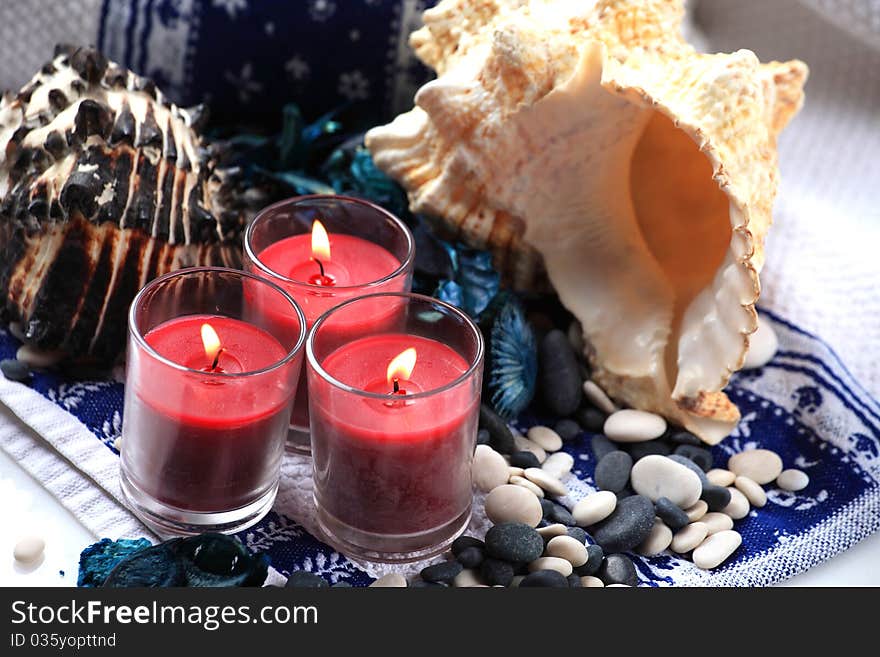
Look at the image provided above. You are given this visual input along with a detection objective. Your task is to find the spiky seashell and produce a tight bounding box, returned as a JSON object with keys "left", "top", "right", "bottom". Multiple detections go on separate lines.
{"left": 0, "top": 46, "right": 244, "bottom": 359}
{"left": 366, "top": 0, "right": 807, "bottom": 443}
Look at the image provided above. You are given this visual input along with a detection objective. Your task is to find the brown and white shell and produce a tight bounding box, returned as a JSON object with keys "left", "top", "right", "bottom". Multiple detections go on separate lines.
{"left": 0, "top": 46, "right": 244, "bottom": 360}
{"left": 366, "top": 0, "right": 807, "bottom": 443}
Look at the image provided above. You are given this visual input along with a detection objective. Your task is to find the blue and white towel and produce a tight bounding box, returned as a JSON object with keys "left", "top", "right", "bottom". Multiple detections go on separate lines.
{"left": 1, "top": 309, "right": 878, "bottom": 586}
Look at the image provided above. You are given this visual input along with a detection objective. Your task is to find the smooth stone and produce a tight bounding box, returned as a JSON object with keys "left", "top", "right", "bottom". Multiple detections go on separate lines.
{"left": 485, "top": 485, "right": 544, "bottom": 526}
{"left": 479, "top": 404, "right": 516, "bottom": 454}
{"left": 590, "top": 494, "right": 655, "bottom": 553}
{"left": 528, "top": 426, "right": 563, "bottom": 452}
{"left": 510, "top": 475, "right": 545, "bottom": 498}
{"left": 684, "top": 500, "right": 709, "bottom": 522}
{"left": 734, "top": 475, "right": 767, "bottom": 508}
{"left": 451, "top": 536, "right": 484, "bottom": 557}
{"left": 702, "top": 512, "right": 734, "bottom": 535}
{"left": 604, "top": 410, "right": 667, "bottom": 443}
{"left": 420, "top": 560, "right": 463, "bottom": 584}
{"left": 668, "top": 455, "right": 709, "bottom": 486}
{"left": 693, "top": 530, "right": 742, "bottom": 569}
{"left": 529, "top": 556, "right": 573, "bottom": 577}
{"left": 630, "top": 455, "right": 703, "bottom": 508}
{"left": 548, "top": 502, "right": 577, "bottom": 526}
{"left": 654, "top": 497, "right": 690, "bottom": 530}
{"left": 577, "top": 406, "right": 607, "bottom": 433}
{"left": 777, "top": 469, "right": 810, "bottom": 491}
{"left": 566, "top": 527, "right": 588, "bottom": 544}
{"left": 722, "top": 487, "right": 750, "bottom": 519}
{"left": 581, "top": 575, "right": 604, "bottom": 587}
{"left": 542, "top": 452, "right": 575, "bottom": 479}
{"left": 473, "top": 445, "right": 510, "bottom": 493}
{"left": 667, "top": 430, "right": 701, "bottom": 446}
{"left": 594, "top": 450, "right": 633, "bottom": 493}
{"left": 539, "top": 330, "right": 583, "bottom": 416}
{"left": 16, "top": 344, "right": 63, "bottom": 369}
{"left": 546, "top": 535, "right": 588, "bottom": 567}
{"left": 636, "top": 520, "right": 673, "bottom": 556}
{"left": 572, "top": 490, "right": 617, "bottom": 526}
{"left": 476, "top": 429, "right": 491, "bottom": 445}
{"left": 480, "top": 558, "right": 515, "bottom": 586}
{"left": 524, "top": 467, "right": 568, "bottom": 497}
{"left": 598, "top": 554, "right": 638, "bottom": 587}
{"left": 537, "top": 523, "right": 568, "bottom": 539}
{"left": 707, "top": 469, "right": 736, "bottom": 487}
{"left": 540, "top": 498, "right": 555, "bottom": 518}
{"left": 520, "top": 570, "right": 569, "bottom": 587}
{"left": 13, "top": 535, "right": 45, "bottom": 564}
{"left": 409, "top": 580, "right": 447, "bottom": 588}
{"left": 742, "top": 320, "right": 778, "bottom": 369}
{"left": 509, "top": 575, "right": 525, "bottom": 588}
{"left": 370, "top": 573, "right": 407, "bottom": 588}
{"left": 627, "top": 440, "right": 671, "bottom": 461}
{"left": 568, "top": 320, "right": 585, "bottom": 353}
{"left": 285, "top": 571, "right": 329, "bottom": 588}
{"left": 554, "top": 418, "right": 582, "bottom": 442}
{"left": 670, "top": 522, "right": 709, "bottom": 553}
{"left": 455, "top": 546, "right": 484, "bottom": 569}
{"left": 331, "top": 581, "right": 353, "bottom": 588}
{"left": 616, "top": 488, "right": 634, "bottom": 500}
{"left": 673, "top": 444, "right": 713, "bottom": 472}
{"left": 509, "top": 450, "right": 541, "bottom": 470}
{"left": 606, "top": 584, "right": 632, "bottom": 587}
{"left": 452, "top": 569, "right": 484, "bottom": 588}
{"left": 700, "top": 484, "right": 732, "bottom": 512}
{"left": 509, "top": 466, "right": 525, "bottom": 478}
{"left": 513, "top": 434, "right": 547, "bottom": 463}
{"left": 1, "top": 359, "right": 31, "bottom": 382}
{"left": 567, "top": 573, "right": 582, "bottom": 588}
{"left": 575, "top": 544, "right": 604, "bottom": 576}
{"left": 591, "top": 434, "right": 618, "bottom": 461}
{"left": 485, "top": 522, "right": 545, "bottom": 562}
{"left": 727, "top": 449, "right": 783, "bottom": 485}
{"left": 582, "top": 380, "right": 617, "bottom": 414}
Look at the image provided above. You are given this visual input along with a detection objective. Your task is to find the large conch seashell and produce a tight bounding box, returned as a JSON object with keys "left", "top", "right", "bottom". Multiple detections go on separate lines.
{"left": 366, "top": 0, "right": 807, "bottom": 443}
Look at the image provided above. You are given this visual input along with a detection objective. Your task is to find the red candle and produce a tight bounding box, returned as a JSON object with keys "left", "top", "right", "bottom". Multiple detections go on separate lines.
{"left": 310, "top": 334, "right": 478, "bottom": 539}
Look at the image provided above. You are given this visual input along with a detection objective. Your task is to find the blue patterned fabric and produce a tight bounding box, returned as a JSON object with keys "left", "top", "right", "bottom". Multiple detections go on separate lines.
{"left": 2, "top": 308, "right": 879, "bottom": 586}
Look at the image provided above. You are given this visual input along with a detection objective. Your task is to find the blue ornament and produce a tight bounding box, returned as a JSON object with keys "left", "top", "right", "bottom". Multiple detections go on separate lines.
{"left": 434, "top": 245, "right": 500, "bottom": 319}
{"left": 489, "top": 300, "right": 537, "bottom": 418}
{"left": 77, "top": 537, "right": 152, "bottom": 587}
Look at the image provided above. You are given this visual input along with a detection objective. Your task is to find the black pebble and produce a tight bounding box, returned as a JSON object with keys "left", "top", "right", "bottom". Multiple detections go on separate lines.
{"left": 485, "top": 523, "right": 544, "bottom": 563}
{"left": 285, "top": 571, "right": 329, "bottom": 588}
{"left": 480, "top": 558, "right": 515, "bottom": 586}
{"left": 575, "top": 544, "right": 604, "bottom": 576}
{"left": 566, "top": 527, "right": 588, "bottom": 544}
{"left": 598, "top": 554, "right": 639, "bottom": 587}
{"left": 420, "top": 560, "right": 463, "bottom": 584}
{"left": 410, "top": 579, "right": 447, "bottom": 588}
{"left": 455, "top": 546, "right": 484, "bottom": 569}
{"left": 674, "top": 444, "right": 713, "bottom": 471}
{"left": 576, "top": 406, "right": 607, "bottom": 433}
{"left": 628, "top": 440, "right": 671, "bottom": 461}
{"left": 616, "top": 488, "right": 635, "bottom": 500}
{"left": 451, "top": 536, "right": 485, "bottom": 557}
{"left": 479, "top": 403, "right": 516, "bottom": 454}
{"left": 520, "top": 570, "right": 569, "bottom": 588}
{"left": 595, "top": 450, "right": 633, "bottom": 492}
{"left": 667, "top": 430, "right": 702, "bottom": 446}
{"left": 331, "top": 581, "right": 352, "bottom": 588}
{"left": 540, "top": 498, "right": 555, "bottom": 518}
{"left": 668, "top": 454, "right": 709, "bottom": 486}
{"left": 591, "top": 495, "right": 655, "bottom": 553}
{"left": 701, "top": 484, "right": 732, "bottom": 511}
{"left": 538, "top": 330, "right": 582, "bottom": 416}
{"left": 1, "top": 359, "right": 31, "bottom": 382}
{"left": 591, "top": 434, "right": 617, "bottom": 461}
{"left": 654, "top": 497, "right": 690, "bottom": 530}
{"left": 567, "top": 573, "right": 582, "bottom": 588}
{"left": 554, "top": 418, "right": 582, "bottom": 442}
{"left": 548, "top": 503, "right": 576, "bottom": 526}
{"left": 509, "top": 450, "right": 541, "bottom": 469}
{"left": 476, "top": 429, "right": 490, "bottom": 446}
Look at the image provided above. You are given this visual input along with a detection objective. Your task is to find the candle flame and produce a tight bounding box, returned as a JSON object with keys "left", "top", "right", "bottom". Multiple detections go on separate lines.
{"left": 387, "top": 347, "right": 417, "bottom": 386}
{"left": 200, "top": 323, "right": 222, "bottom": 363}
{"left": 311, "top": 220, "right": 331, "bottom": 262}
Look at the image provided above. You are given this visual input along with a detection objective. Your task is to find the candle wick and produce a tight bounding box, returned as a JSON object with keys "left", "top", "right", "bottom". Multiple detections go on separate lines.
{"left": 313, "top": 257, "right": 326, "bottom": 278}
{"left": 210, "top": 347, "right": 224, "bottom": 372}
{"left": 392, "top": 378, "right": 400, "bottom": 394}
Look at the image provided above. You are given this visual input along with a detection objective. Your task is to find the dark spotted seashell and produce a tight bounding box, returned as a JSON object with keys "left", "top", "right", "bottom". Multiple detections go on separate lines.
{"left": 0, "top": 46, "right": 244, "bottom": 360}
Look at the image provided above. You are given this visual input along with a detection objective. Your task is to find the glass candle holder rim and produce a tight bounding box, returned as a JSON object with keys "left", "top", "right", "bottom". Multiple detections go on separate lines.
{"left": 128, "top": 266, "right": 308, "bottom": 379}
{"left": 306, "top": 291, "right": 485, "bottom": 401}
{"left": 244, "top": 194, "right": 416, "bottom": 291}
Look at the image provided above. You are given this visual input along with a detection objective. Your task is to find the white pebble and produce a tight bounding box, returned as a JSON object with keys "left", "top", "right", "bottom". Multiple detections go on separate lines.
{"left": 472, "top": 445, "right": 510, "bottom": 493}
{"left": 684, "top": 500, "right": 708, "bottom": 522}
{"left": 670, "top": 522, "right": 709, "bottom": 553}
{"left": 16, "top": 344, "right": 63, "bottom": 369}
{"left": 523, "top": 467, "right": 568, "bottom": 497}
{"left": 513, "top": 434, "right": 547, "bottom": 463}
{"left": 604, "top": 410, "right": 667, "bottom": 443}
{"left": 706, "top": 469, "right": 736, "bottom": 487}
{"left": 542, "top": 452, "right": 574, "bottom": 479}
{"left": 636, "top": 520, "right": 673, "bottom": 556}
{"left": 508, "top": 466, "right": 525, "bottom": 478}
{"left": 485, "top": 484, "right": 544, "bottom": 527}
{"left": 528, "top": 426, "right": 563, "bottom": 452}
{"left": 529, "top": 557, "right": 573, "bottom": 577}
{"left": 572, "top": 491, "right": 617, "bottom": 527}
{"left": 581, "top": 575, "right": 604, "bottom": 587}
{"left": 370, "top": 573, "right": 407, "bottom": 587}
{"left": 537, "top": 523, "right": 568, "bottom": 538}
{"left": 510, "top": 475, "right": 545, "bottom": 498}
{"left": 722, "top": 487, "right": 750, "bottom": 520}
{"left": 742, "top": 320, "right": 778, "bottom": 369}
{"left": 728, "top": 449, "right": 783, "bottom": 485}
{"left": 693, "top": 530, "right": 742, "bottom": 569}
{"left": 734, "top": 475, "right": 767, "bottom": 508}
{"left": 777, "top": 469, "right": 810, "bottom": 492}
{"left": 582, "top": 380, "right": 617, "bottom": 414}
{"left": 452, "top": 569, "right": 485, "bottom": 588}
{"left": 702, "top": 512, "right": 734, "bottom": 535}
{"left": 13, "top": 535, "right": 45, "bottom": 564}
{"left": 630, "top": 455, "right": 702, "bottom": 508}
{"left": 546, "top": 535, "right": 589, "bottom": 567}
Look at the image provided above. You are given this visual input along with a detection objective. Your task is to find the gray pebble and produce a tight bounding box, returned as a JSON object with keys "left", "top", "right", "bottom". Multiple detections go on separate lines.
{"left": 420, "top": 560, "right": 463, "bottom": 583}
{"left": 566, "top": 527, "right": 588, "bottom": 544}
{"left": 667, "top": 430, "right": 702, "bottom": 446}
{"left": 595, "top": 450, "right": 633, "bottom": 492}
{"left": 480, "top": 558, "right": 515, "bottom": 586}
{"left": 520, "top": 570, "right": 569, "bottom": 587}
{"left": 576, "top": 406, "right": 607, "bottom": 433}
{"left": 628, "top": 440, "right": 671, "bottom": 461}
{"left": 590, "top": 494, "right": 655, "bottom": 553}
{"left": 554, "top": 419, "right": 582, "bottom": 441}
{"left": 700, "top": 484, "right": 732, "bottom": 512}
{"left": 1, "top": 359, "right": 31, "bottom": 382}
{"left": 574, "top": 544, "right": 604, "bottom": 576}
{"left": 455, "top": 546, "right": 484, "bottom": 569}
{"left": 673, "top": 444, "right": 713, "bottom": 471}
{"left": 591, "top": 434, "right": 618, "bottom": 461}
{"left": 598, "top": 554, "right": 638, "bottom": 587}
{"left": 485, "top": 523, "right": 545, "bottom": 563}
{"left": 539, "top": 330, "right": 583, "bottom": 416}
{"left": 548, "top": 502, "right": 576, "bottom": 526}
{"left": 654, "top": 497, "right": 690, "bottom": 530}
{"left": 479, "top": 404, "right": 516, "bottom": 454}
{"left": 286, "top": 571, "right": 329, "bottom": 588}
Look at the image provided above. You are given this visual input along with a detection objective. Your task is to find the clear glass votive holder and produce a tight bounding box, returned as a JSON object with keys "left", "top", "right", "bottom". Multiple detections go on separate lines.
{"left": 244, "top": 195, "right": 415, "bottom": 455}
{"left": 120, "top": 267, "right": 306, "bottom": 537}
{"left": 307, "top": 293, "right": 484, "bottom": 563}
